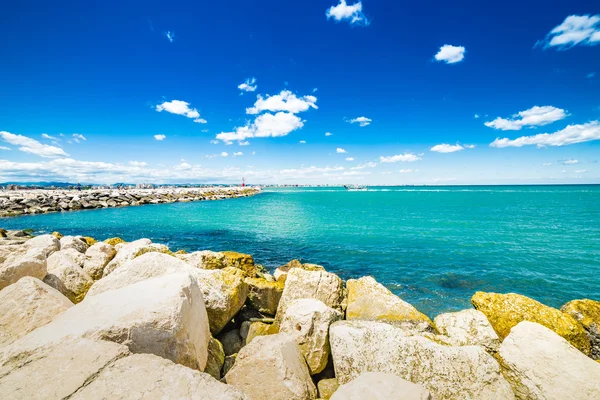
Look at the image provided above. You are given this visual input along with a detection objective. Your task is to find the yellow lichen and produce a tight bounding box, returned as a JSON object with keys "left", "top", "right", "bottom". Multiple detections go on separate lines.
{"left": 104, "top": 237, "right": 126, "bottom": 246}
{"left": 133, "top": 246, "right": 174, "bottom": 258}
{"left": 560, "top": 299, "right": 600, "bottom": 331}
{"left": 52, "top": 231, "right": 63, "bottom": 239}
{"left": 80, "top": 236, "right": 97, "bottom": 246}
{"left": 174, "top": 249, "right": 188, "bottom": 255}
{"left": 472, "top": 291, "right": 591, "bottom": 355}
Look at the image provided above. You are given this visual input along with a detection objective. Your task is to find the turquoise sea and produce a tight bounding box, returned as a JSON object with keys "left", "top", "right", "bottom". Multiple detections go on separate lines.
{"left": 2, "top": 185, "right": 599, "bottom": 317}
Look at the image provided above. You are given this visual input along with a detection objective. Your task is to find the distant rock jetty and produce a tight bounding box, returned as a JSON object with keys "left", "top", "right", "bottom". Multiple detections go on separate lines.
{"left": 0, "top": 230, "right": 599, "bottom": 399}
{"left": 0, "top": 187, "right": 260, "bottom": 217}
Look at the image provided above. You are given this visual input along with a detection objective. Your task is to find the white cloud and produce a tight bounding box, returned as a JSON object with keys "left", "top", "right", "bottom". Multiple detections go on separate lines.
{"left": 349, "top": 116, "right": 371, "bottom": 127}
{"left": 542, "top": 162, "right": 552, "bottom": 166}
{"left": 562, "top": 159, "right": 579, "bottom": 165}
{"left": 336, "top": 148, "right": 347, "bottom": 153}
{"left": 0, "top": 131, "right": 68, "bottom": 158}
{"left": 221, "top": 152, "right": 228, "bottom": 157}
{"left": 325, "top": 132, "right": 333, "bottom": 136}
{"left": 434, "top": 45, "right": 466, "bottom": 64}
{"left": 129, "top": 161, "right": 148, "bottom": 167}
{"left": 299, "top": 140, "right": 307, "bottom": 144}
{"left": 538, "top": 15, "right": 600, "bottom": 49}
{"left": 154, "top": 134, "right": 166, "bottom": 141}
{"left": 164, "top": 31, "right": 175, "bottom": 43}
{"left": 430, "top": 143, "right": 464, "bottom": 153}
{"left": 351, "top": 162, "right": 377, "bottom": 170}
{"left": 216, "top": 112, "right": 304, "bottom": 143}
{"left": 345, "top": 157, "right": 355, "bottom": 161}
{"left": 379, "top": 153, "right": 421, "bottom": 163}
{"left": 0, "top": 146, "right": 11, "bottom": 151}
{"left": 399, "top": 169, "right": 416, "bottom": 173}
{"left": 42, "top": 133, "right": 59, "bottom": 140}
{"left": 326, "top": 1, "right": 369, "bottom": 26}
{"left": 156, "top": 100, "right": 205, "bottom": 122}
{"left": 246, "top": 90, "right": 317, "bottom": 115}
{"left": 210, "top": 140, "right": 219, "bottom": 144}
{"left": 238, "top": 77, "right": 257, "bottom": 92}
{"left": 233, "top": 152, "right": 243, "bottom": 157}
{"left": 464, "top": 144, "right": 476, "bottom": 149}
{"left": 484, "top": 106, "right": 568, "bottom": 131}
{"left": 575, "top": 170, "right": 587, "bottom": 173}
{"left": 72, "top": 133, "right": 87, "bottom": 143}
{"left": 474, "top": 114, "right": 480, "bottom": 119}
{"left": 490, "top": 121, "right": 600, "bottom": 148}
{"left": 239, "top": 141, "right": 250, "bottom": 146}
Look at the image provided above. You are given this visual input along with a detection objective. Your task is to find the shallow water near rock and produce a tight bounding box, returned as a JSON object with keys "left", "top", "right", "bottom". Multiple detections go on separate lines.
{"left": 2, "top": 185, "right": 599, "bottom": 317}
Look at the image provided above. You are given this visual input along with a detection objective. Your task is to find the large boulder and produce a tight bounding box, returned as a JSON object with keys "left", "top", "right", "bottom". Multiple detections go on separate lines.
{"left": 274, "top": 260, "right": 325, "bottom": 283}
{"left": 0, "top": 247, "right": 46, "bottom": 290}
{"left": 346, "top": 276, "right": 433, "bottom": 331}
{"left": 43, "top": 258, "right": 93, "bottom": 304}
{"left": 225, "top": 333, "right": 317, "bottom": 400}
{"left": 5, "top": 271, "right": 210, "bottom": 371}
{"left": 329, "top": 320, "right": 514, "bottom": 399}
{"left": 276, "top": 268, "right": 344, "bottom": 321}
{"left": 499, "top": 321, "right": 600, "bottom": 399}
{"left": 179, "top": 250, "right": 227, "bottom": 270}
{"left": 472, "top": 291, "right": 591, "bottom": 355}
{"left": 195, "top": 267, "right": 249, "bottom": 335}
{"left": 83, "top": 241, "right": 117, "bottom": 280}
{"left": 25, "top": 234, "right": 60, "bottom": 256}
{"left": 280, "top": 298, "right": 342, "bottom": 374}
{"left": 0, "top": 338, "right": 130, "bottom": 400}
{"left": 0, "top": 277, "right": 72, "bottom": 348}
{"left": 246, "top": 277, "right": 284, "bottom": 316}
{"left": 222, "top": 251, "right": 256, "bottom": 277}
{"left": 59, "top": 235, "right": 89, "bottom": 254}
{"left": 561, "top": 299, "right": 600, "bottom": 360}
{"left": 433, "top": 309, "right": 500, "bottom": 352}
{"left": 330, "top": 372, "right": 431, "bottom": 400}
{"left": 60, "top": 248, "right": 86, "bottom": 267}
{"left": 102, "top": 238, "right": 152, "bottom": 276}
{"left": 47, "top": 250, "right": 83, "bottom": 271}
{"left": 71, "top": 353, "right": 249, "bottom": 399}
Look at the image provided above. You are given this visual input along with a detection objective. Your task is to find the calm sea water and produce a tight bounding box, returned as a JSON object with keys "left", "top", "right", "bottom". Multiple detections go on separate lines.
{"left": 2, "top": 186, "right": 599, "bottom": 317}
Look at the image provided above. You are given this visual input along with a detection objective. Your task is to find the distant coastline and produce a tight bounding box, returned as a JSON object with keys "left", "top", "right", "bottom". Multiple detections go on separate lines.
{"left": 0, "top": 187, "right": 260, "bottom": 218}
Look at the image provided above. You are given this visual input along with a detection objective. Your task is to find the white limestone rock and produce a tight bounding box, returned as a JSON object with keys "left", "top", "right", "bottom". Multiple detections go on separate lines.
{"left": 433, "top": 309, "right": 500, "bottom": 352}
{"left": 0, "top": 247, "right": 47, "bottom": 290}
{"left": 102, "top": 238, "right": 152, "bottom": 276}
{"left": 60, "top": 247, "right": 86, "bottom": 267}
{"left": 330, "top": 372, "right": 431, "bottom": 400}
{"left": 280, "top": 298, "right": 342, "bottom": 374}
{"left": 0, "top": 277, "right": 72, "bottom": 348}
{"left": 179, "top": 250, "right": 227, "bottom": 270}
{"left": 25, "top": 234, "right": 60, "bottom": 256}
{"left": 225, "top": 333, "right": 317, "bottom": 400}
{"left": 0, "top": 338, "right": 130, "bottom": 400}
{"left": 5, "top": 271, "right": 210, "bottom": 371}
{"left": 499, "top": 321, "right": 600, "bottom": 400}
{"left": 43, "top": 261, "right": 93, "bottom": 304}
{"left": 276, "top": 268, "right": 344, "bottom": 321}
{"left": 329, "top": 320, "right": 514, "bottom": 400}
{"left": 59, "top": 235, "right": 89, "bottom": 254}
{"left": 47, "top": 250, "right": 82, "bottom": 272}
{"left": 83, "top": 241, "right": 116, "bottom": 280}
{"left": 71, "top": 353, "right": 249, "bottom": 400}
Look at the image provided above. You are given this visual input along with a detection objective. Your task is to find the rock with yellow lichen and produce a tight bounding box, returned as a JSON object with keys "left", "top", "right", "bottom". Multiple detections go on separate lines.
{"left": 51, "top": 231, "right": 63, "bottom": 240}
{"left": 561, "top": 298, "right": 600, "bottom": 360}
{"left": 245, "top": 277, "right": 284, "bottom": 316}
{"left": 346, "top": 276, "right": 434, "bottom": 332}
{"left": 472, "top": 291, "right": 591, "bottom": 355}
{"left": 221, "top": 251, "right": 256, "bottom": 277}
{"left": 103, "top": 237, "right": 126, "bottom": 246}
{"left": 245, "top": 321, "right": 277, "bottom": 345}
{"left": 80, "top": 236, "right": 97, "bottom": 246}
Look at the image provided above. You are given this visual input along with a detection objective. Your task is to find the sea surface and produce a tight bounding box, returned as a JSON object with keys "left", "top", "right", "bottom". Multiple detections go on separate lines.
{"left": 2, "top": 185, "right": 599, "bottom": 317}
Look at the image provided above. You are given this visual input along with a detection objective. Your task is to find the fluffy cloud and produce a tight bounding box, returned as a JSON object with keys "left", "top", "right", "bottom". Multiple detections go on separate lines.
{"left": 156, "top": 100, "right": 206, "bottom": 123}
{"left": 238, "top": 77, "right": 257, "bottom": 92}
{"left": 434, "top": 45, "right": 466, "bottom": 64}
{"left": 349, "top": 116, "right": 371, "bottom": 127}
{"left": 326, "top": 1, "right": 369, "bottom": 26}
{"left": 221, "top": 152, "right": 228, "bottom": 157}
{"left": 72, "top": 134, "right": 86, "bottom": 143}
{"left": 490, "top": 121, "right": 600, "bottom": 148}
{"left": 537, "top": 14, "right": 600, "bottom": 49}
{"left": 0, "top": 146, "right": 11, "bottom": 151}
{"left": 474, "top": 114, "right": 480, "bottom": 119}
{"left": 129, "top": 161, "right": 147, "bottom": 167}
{"left": 399, "top": 169, "right": 416, "bottom": 173}
{"left": 279, "top": 165, "right": 345, "bottom": 178}
{"left": 379, "top": 153, "right": 421, "bottom": 163}
{"left": 154, "top": 134, "right": 166, "bottom": 141}
{"left": 336, "top": 148, "right": 347, "bottom": 153}
{"left": 164, "top": 31, "right": 175, "bottom": 43}
{"left": 562, "top": 159, "right": 579, "bottom": 165}
{"left": 430, "top": 143, "right": 464, "bottom": 153}
{"left": 484, "top": 106, "right": 568, "bottom": 131}
{"left": 246, "top": 90, "right": 317, "bottom": 115}
{"left": 325, "top": 132, "right": 333, "bottom": 136}
{"left": 42, "top": 133, "right": 59, "bottom": 140}
{"left": 216, "top": 112, "right": 304, "bottom": 143}
{"left": 0, "top": 131, "right": 68, "bottom": 158}
{"left": 464, "top": 144, "right": 476, "bottom": 149}
{"left": 233, "top": 152, "right": 243, "bottom": 157}
{"left": 345, "top": 157, "right": 354, "bottom": 161}
{"left": 351, "top": 161, "right": 377, "bottom": 170}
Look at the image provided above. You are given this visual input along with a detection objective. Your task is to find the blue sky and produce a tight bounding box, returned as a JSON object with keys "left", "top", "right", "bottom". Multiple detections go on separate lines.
{"left": 1, "top": 0, "right": 599, "bottom": 184}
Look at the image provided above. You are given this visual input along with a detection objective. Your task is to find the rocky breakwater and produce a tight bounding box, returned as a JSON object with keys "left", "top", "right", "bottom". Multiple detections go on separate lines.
{"left": 0, "top": 186, "right": 260, "bottom": 217}
{"left": 0, "top": 231, "right": 599, "bottom": 399}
